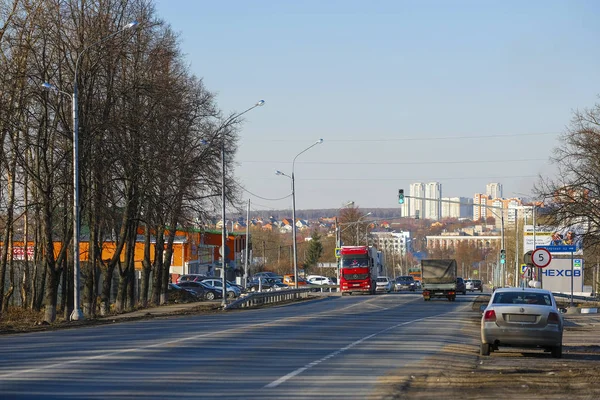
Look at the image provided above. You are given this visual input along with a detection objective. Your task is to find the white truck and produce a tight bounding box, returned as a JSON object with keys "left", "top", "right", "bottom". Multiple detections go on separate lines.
{"left": 421, "top": 259, "right": 457, "bottom": 302}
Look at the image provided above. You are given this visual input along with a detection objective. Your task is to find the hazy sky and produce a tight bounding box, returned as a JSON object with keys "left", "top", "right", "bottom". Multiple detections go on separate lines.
{"left": 154, "top": 0, "right": 600, "bottom": 213}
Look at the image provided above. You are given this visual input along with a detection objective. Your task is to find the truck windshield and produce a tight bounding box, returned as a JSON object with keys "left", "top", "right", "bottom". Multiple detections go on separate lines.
{"left": 341, "top": 257, "right": 369, "bottom": 268}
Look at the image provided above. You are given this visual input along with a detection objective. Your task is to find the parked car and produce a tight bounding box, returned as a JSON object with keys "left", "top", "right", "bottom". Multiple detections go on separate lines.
{"left": 177, "top": 281, "right": 222, "bottom": 300}
{"left": 267, "top": 282, "right": 290, "bottom": 291}
{"left": 394, "top": 276, "right": 416, "bottom": 292}
{"left": 252, "top": 272, "right": 282, "bottom": 281}
{"left": 375, "top": 276, "right": 393, "bottom": 293}
{"left": 167, "top": 283, "right": 199, "bottom": 302}
{"left": 456, "top": 277, "right": 467, "bottom": 295}
{"left": 466, "top": 279, "right": 483, "bottom": 292}
{"left": 247, "top": 277, "right": 274, "bottom": 292}
{"left": 480, "top": 288, "right": 565, "bottom": 358}
{"left": 307, "top": 276, "right": 334, "bottom": 285}
{"left": 177, "top": 274, "right": 208, "bottom": 284}
{"left": 201, "top": 278, "right": 241, "bottom": 299}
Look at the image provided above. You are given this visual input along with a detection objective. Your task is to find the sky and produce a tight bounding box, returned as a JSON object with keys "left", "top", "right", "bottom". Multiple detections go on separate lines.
{"left": 153, "top": 0, "right": 600, "bottom": 213}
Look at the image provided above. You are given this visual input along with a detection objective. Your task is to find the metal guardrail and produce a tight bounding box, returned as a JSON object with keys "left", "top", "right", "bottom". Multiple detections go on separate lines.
{"left": 552, "top": 292, "right": 599, "bottom": 302}
{"left": 224, "top": 288, "right": 313, "bottom": 310}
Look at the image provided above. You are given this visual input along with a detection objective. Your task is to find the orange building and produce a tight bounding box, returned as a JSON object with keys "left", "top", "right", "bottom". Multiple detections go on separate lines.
{"left": 5, "top": 228, "right": 248, "bottom": 277}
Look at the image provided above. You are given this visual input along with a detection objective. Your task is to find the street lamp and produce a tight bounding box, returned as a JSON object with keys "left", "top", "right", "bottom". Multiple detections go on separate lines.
{"left": 42, "top": 20, "right": 138, "bottom": 321}
{"left": 276, "top": 138, "right": 324, "bottom": 288}
{"left": 219, "top": 99, "right": 265, "bottom": 307}
{"left": 355, "top": 212, "right": 372, "bottom": 245}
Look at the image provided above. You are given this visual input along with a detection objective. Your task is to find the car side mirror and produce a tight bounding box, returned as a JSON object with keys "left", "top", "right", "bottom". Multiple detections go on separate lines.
{"left": 559, "top": 308, "right": 567, "bottom": 314}
{"left": 479, "top": 304, "right": 487, "bottom": 314}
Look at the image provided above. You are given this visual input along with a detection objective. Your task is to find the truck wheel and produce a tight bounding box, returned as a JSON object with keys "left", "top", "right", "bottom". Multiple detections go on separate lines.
{"left": 480, "top": 343, "right": 491, "bottom": 356}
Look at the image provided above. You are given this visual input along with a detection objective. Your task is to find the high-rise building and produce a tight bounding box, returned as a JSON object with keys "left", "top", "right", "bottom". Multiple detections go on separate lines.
{"left": 473, "top": 193, "right": 490, "bottom": 221}
{"left": 425, "top": 182, "right": 442, "bottom": 220}
{"left": 441, "top": 197, "right": 474, "bottom": 219}
{"left": 486, "top": 183, "right": 503, "bottom": 199}
{"left": 406, "top": 182, "right": 425, "bottom": 219}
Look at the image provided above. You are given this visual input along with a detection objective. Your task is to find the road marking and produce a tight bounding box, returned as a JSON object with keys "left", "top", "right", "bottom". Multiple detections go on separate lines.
{"left": 0, "top": 297, "right": 469, "bottom": 381}
{"left": 0, "top": 297, "right": 392, "bottom": 379}
{"left": 264, "top": 312, "right": 450, "bottom": 388}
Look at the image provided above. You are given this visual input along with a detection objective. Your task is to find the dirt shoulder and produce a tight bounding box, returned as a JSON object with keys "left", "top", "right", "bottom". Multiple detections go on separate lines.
{"left": 374, "top": 301, "right": 600, "bottom": 400}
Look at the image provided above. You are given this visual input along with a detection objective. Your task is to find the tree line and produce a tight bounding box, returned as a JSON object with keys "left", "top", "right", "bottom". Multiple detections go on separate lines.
{"left": 0, "top": 0, "right": 246, "bottom": 322}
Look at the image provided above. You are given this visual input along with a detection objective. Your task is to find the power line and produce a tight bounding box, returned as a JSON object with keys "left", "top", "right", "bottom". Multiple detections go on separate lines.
{"left": 291, "top": 175, "right": 539, "bottom": 181}
{"left": 246, "top": 132, "right": 560, "bottom": 143}
{"left": 234, "top": 182, "right": 292, "bottom": 201}
{"left": 240, "top": 158, "right": 548, "bottom": 165}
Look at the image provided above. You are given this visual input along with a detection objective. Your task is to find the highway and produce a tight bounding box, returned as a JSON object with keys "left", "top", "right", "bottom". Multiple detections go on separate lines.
{"left": 0, "top": 293, "right": 480, "bottom": 399}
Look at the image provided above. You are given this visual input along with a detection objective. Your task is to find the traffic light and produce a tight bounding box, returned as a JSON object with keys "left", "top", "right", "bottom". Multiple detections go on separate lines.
{"left": 500, "top": 249, "right": 506, "bottom": 264}
{"left": 398, "top": 189, "right": 405, "bottom": 204}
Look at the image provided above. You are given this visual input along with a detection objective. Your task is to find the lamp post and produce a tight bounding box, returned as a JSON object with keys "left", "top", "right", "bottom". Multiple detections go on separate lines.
{"left": 42, "top": 20, "right": 138, "bottom": 321}
{"left": 276, "top": 138, "right": 324, "bottom": 288}
{"left": 219, "top": 100, "right": 265, "bottom": 307}
{"left": 355, "top": 212, "right": 372, "bottom": 245}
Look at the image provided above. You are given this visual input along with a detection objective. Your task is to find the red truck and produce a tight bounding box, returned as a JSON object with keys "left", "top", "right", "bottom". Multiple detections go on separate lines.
{"left": 339, "top": 246, "right": 378, "bottom": 295}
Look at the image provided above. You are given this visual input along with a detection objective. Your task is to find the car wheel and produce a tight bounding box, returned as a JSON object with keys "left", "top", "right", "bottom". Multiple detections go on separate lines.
{"left": 205, "top": 292, "right": 216, "bottom": 301}
{"left": 227, "top": 291, "right": 235, "bottom": 299}
{"left": 480, "top": 343, "right": 491, "bottom": 356}
{"left": 551, "top": 345, "right": 562, "bottom": 358}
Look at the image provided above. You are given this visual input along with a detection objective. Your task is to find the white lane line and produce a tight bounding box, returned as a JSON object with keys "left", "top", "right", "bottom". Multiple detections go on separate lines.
{"left": 264, "top": 313, "right": 446, "bottom": 388}
{"left": 0, "top": 296, "right": 398, "bottom": 379}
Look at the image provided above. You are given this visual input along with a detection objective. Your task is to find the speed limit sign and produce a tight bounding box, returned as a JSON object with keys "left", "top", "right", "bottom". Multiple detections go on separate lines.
{"left": 531, "top": 248, "right": 552, "bottom": 268}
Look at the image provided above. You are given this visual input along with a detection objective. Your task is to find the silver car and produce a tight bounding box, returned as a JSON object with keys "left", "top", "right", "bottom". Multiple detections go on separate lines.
{"left": 375, "top": 276, "right": 393, "bottom": 293}
{"left": 480, "top": 288, "right": 565, "bottom": 358}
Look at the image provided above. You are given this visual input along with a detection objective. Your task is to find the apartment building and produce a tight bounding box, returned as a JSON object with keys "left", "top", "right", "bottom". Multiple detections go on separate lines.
{"left": 486, "top": 183, "right": 503, "bottom": 199}
{"left": 441, "top": 197, "right": 474, "bottom": 219}
{"left": 425, "top": 182, "right": 442, "bottom": 220}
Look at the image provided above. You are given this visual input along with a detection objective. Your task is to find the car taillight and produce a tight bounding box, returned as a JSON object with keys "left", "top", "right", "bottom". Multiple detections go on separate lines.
{"left": 484, "top": 310, "right": 496, "bottom": 321}
{"left": 548, "top": 312, "right": 560, "bottom": 324}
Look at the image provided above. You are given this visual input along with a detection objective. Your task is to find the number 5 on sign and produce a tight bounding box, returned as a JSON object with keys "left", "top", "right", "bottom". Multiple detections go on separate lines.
{"left": 531, "top": 248, "right": 552, "bottom": 268}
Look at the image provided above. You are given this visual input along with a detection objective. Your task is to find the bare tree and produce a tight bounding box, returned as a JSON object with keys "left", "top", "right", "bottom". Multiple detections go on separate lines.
{"left": 536, "top": 101, "right": 600, "bottom": 249}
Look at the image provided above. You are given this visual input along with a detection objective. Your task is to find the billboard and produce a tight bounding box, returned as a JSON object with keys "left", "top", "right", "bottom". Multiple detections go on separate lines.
{"left": 523, "top": 225, "right": 583, "bottom": 255}
{"left": 538, "top": 258, "right": 584, "bottom": 294}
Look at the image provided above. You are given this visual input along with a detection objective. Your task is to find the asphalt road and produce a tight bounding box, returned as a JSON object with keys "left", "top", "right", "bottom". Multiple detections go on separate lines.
{"left": 0, "top": 292, "right": 481, "bottom": 399}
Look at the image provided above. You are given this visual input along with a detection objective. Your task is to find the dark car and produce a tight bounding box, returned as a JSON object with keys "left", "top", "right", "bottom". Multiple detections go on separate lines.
{"left": 177, "top": 281, "right": 222, "bottom": 300}
{"left": 247, "top": 277, "right": 274, "bottom": 292}
{"left": 167, "top": 283, "right": 199, "bottom": 302}
{"left": 394, "top": 276, "right": 416, "bottom": 292}
{"left": 177, "top": 274, "right": 208, "bottom": 284}
{"left": 456, "top": 277, "right": 467, "bottom": 295}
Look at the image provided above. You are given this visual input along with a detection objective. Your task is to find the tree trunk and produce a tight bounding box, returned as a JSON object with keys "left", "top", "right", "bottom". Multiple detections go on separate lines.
{"left": 100, "top": 263, "right": 115, "bottom": 316}
{"left": 140, "top": 223, "right": 152, "bottom": 307}
{"left": 151, "top": 228, "right": 165, "bottom": 305}
{"left": 43, "top": 267, "right": 59, "bottom": 323}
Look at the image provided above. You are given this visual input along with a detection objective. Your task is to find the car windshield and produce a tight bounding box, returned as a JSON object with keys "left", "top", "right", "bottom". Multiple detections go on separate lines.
{"left": 493, "top": 291, "right": 552, "bottom": 306}
{"left": 376, "top": 278, "right": 389, "bottom": 282}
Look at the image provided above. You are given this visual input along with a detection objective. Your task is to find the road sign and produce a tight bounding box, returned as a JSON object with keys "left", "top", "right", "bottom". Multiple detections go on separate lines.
{"left": 537, "top": 245, "right": 577, "bottom": 253}
{"left": 335, "top": 248, "right": 341, "bottom": 258}
{"left": 519, "top": 264, "right": 528, "bottom": 274}
{"left": 531, "top": 248, "right": 552, "bottom": 268}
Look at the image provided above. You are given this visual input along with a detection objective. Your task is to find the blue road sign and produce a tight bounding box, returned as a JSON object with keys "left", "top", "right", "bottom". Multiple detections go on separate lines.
{"left": 537, "top": 245, "right": 577, "bottom": 253}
